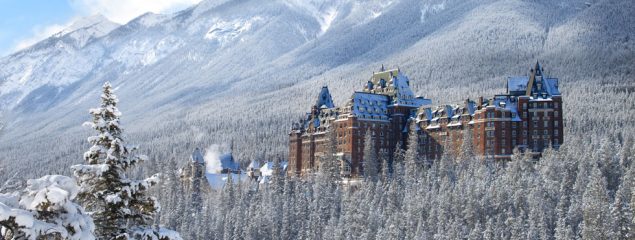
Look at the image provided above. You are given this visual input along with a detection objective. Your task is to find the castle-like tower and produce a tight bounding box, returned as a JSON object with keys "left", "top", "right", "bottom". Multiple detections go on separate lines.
{"left": 289, "top": 62, "right": 564, "bottom": 177}
{"left": 289, "top": 67, "right": 432, "bottom": 177}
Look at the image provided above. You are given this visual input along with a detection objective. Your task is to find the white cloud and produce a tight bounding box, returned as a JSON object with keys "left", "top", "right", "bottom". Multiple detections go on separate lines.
{"left": 69, "top": 0, "right": 202, "bottom": 24}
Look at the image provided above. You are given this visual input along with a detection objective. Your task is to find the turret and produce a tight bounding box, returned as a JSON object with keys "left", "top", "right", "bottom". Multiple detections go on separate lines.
{"left": 315, "top": 86, "right": 335, "bottom": 109}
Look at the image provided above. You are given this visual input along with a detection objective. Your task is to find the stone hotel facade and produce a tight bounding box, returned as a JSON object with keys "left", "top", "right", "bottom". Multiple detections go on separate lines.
{"left": 288, "top": 62, "right": 563, "bottom": 177}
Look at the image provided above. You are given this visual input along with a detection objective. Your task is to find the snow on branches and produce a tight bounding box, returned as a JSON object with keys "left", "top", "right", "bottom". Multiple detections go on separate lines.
{"left": 71, "top": 82, "right": 180, "bottom": 240}
{"left": 0, "top": 175, "right": 95, "bottom": 240}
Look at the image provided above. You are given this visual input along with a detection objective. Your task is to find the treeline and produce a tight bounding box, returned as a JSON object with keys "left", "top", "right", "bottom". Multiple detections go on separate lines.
{"left": 153, "top": 127, "right": 634, "bottom": 239}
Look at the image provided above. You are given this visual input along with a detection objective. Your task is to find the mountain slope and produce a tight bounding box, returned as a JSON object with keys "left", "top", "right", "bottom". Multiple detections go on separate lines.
{"left": 0, "top": 0, "right": 633, "bottom": 179}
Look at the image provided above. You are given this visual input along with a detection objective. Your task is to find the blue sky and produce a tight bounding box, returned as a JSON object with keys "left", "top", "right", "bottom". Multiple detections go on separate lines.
{"left": 0, "top": 0, "right": 201, "bottom": 57}
{"left": 0, "top": 0, "right": 74, "bottom": 56}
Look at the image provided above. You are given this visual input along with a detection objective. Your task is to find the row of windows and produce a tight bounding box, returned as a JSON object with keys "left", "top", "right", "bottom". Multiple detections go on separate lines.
{"left": 522, "top": 102, "right": 560, "bottom": 109}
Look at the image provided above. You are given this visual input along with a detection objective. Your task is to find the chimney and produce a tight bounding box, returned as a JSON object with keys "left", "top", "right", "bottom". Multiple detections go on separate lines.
{"left": 478, "top": 96, "right": 484, "bottom": 108}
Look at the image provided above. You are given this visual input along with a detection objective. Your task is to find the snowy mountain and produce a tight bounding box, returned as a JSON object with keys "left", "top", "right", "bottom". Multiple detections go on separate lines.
{"left": 0, "top": 0, "right": 633, "bottom": 178}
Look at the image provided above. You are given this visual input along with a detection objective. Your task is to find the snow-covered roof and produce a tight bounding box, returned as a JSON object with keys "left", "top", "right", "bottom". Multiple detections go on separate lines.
{"left": 364, "top": 69, "right": 431, "bottom": 108}
{"left": 258, "top": 160, "right": 288, "bottom": 184}
{"left": 507, "top": 76, "right": 529, "bottom": 93}
{"left": 491, "top": 95, "right": 522, "bottom": 122}
{"left": 349, "top": 92, "right": 390, "bottom": 120}
{"left": 205, "top": 173, "right": 247, "bottom": 189}
{"left": 507, "top": 62, "right": 560, "bottom": 98}
{"left": 190, "top": 148, "right": 205, "bottom": 164}
{"left": 417, "top": 100, "right": 477, "bottom": 124}
{"left": 218, "top": 153, "right": 240, "bottom": 171}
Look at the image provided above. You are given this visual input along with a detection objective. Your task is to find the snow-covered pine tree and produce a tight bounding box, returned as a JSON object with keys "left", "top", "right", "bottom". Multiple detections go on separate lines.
{"left": 581, "top": 162, "right": 614, "bottom": 240}
{"left": 612, "top": 165, "right": 634, "bottom": 239}
{"left": 363, "top": 130, "right": 379, "bottom": 182}
{"left": 459, "top": 128, "right": 475, "bottom": 161}
{"left": 71, "top": 82, "right": 181, "bottom": 240}
{"left": 404, "top": 126, "right": 420, "bottom": 183}
{"left": 380, "top": 150, "right": 391, "bottom": 181}
{"left": 0, "top": 175, "right": 95, "bottom": 240}
{"left": 311, "top": 129, "right": 341, "bottom": 233}
{"left": 269, "top": 156, "right": 284, "bottom": 238}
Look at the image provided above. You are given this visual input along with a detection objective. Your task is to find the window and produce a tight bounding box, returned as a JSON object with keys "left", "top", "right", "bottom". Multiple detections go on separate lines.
{"left": 523, "top": 122, "right": 528, "bottom": 127}
{"left": 544, "top": 121, "right": 548, "bottom": 127}
{"left": 533, "top": 121, "right": 538, "bottom": 128}
{"left": 544, "top": 130, "right": 549, "bottom": 135}
{"left": 555, "top": 102, "right": 559, "bottom": 108}
{"left": 512, "top": 139, "right": 517, "bottom": 146}
{"left": 554, "top": 139, "right": 559, "bottom": 145}
{"left": 523, "top": 130, "right": 527, "bottom": 136}
{"left": 533, "top": 130, "right": 538, "bottom": 135}
{"left": 502, "top": 148, "right": 506, "bottom": 154}
{"left": 555, "top": 131, "right": 559, "bottom": 136}
{"left": 523, "top": 103, "right": 527, "bottom": 109}
{"left": 555, "top": 111, "right": 559, "bottom": 117}
{"left": 555, "top": 121, "right": 559, "bottom": 127}
{"left": 512, "top": 131, "right": 517, "bottom": 137}
{"left": 487, "top": 131, "right": 494, "bottom": 137}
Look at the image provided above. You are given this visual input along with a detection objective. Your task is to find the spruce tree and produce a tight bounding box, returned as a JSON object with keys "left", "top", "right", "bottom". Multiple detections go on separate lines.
{"left": 363, "top": 130, "right": 379, "bottom": 182}
{"left": 404, "top": 127, "right": 420, "bottom": 183}
{"left": 71, "top": 82, "right": 181, "bottom": 240}
{"left": 581, "top": 163, "right": 614, "bottom": 240}
{"left": 613, "top": 166, "right": 634, "bottom": 239}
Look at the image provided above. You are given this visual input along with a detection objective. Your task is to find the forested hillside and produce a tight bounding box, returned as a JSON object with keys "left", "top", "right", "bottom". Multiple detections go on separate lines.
{"left": 0, "top": 0, "right": 634, "bottom": 238}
